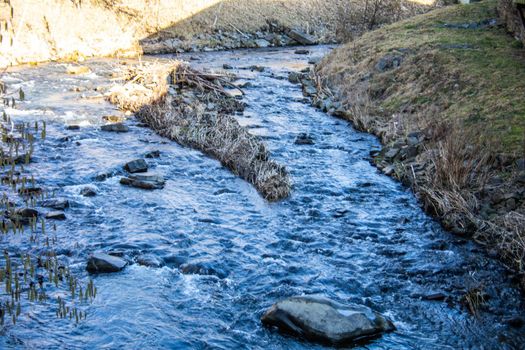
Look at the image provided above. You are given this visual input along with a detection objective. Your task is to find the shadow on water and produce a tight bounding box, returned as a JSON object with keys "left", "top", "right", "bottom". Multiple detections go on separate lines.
{"left": 0, "top": 46, "right": 524, "bottom": 349}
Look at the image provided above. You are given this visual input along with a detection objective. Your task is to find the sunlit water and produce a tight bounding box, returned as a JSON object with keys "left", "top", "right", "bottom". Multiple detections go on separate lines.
{"left": 0, "top": 46, "right": 523, "bottom": 349}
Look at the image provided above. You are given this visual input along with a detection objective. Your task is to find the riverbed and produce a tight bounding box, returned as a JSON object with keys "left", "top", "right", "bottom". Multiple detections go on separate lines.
{"left": 0, "top": 46, "right": 523, "bottom": 349}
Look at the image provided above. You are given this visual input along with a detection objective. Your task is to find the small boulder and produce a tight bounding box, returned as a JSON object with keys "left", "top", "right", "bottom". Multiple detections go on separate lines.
{"left": 250, "top": 65, "right": 265, "bottom": 72}
{"left": 288, "top": 72, "right": 302, "bottom": 84}
{"left": 222, "top": 63, "right": 234, "bottom": 70}
{"left": 80, "top": 187, "right": 97, "bottom": 197}
{"left": 288, "top": 29, "right": 316, "bottom": 45}
{"left": 302, "top": 82, "right": 317, "bottom": 96}
{"left": 46, "top": 211, "right": 66, "bottom": 220}
{"left": 124, "top": 159, "right": 148, "bottom": 173}
{"left": 383, "top": 148, "right": 400, "bottom": 161}
{"left": 144, "top": 150, "right": 160, "bottom": 158}
{"left": 136, "top": 254, "right": 164, "bottom": 268}
{"left": 254, "top": 39, "right": 270, "bottom": 48}
{"left": 86, "top": 253, "right": 127, "bottom": 274}
{"left": 101, "top": 123, "right": 129, "bottom": 133}
{"left": 294, "top": 49, "right": 309, "bottom": 55}
{"left": 40, "top": 198, "right": 69, "bottom": 210}
{"left": 179, "top": 262, "right": 228, "bottom": 278}
{"left": 375, "top": 55, "right": 403, "bottom": 72}
{"left": 261, "top": 296, "right": 394, "bottom": 346}
{"left": 295, "top": 133, "right": 315, "bottom": 145}
{"left": 15, "top": 208, "right": 39, "bottom": 218}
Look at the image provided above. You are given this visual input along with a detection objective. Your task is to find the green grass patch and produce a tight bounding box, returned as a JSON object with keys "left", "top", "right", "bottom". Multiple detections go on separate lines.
{"left": 324, "top": 0, "right": 525, "bottom": 153}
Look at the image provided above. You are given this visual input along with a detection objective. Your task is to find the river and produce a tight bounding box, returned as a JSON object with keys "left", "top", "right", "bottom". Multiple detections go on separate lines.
{"left": 0, "top": 46, "right": 523, "bottom": 349}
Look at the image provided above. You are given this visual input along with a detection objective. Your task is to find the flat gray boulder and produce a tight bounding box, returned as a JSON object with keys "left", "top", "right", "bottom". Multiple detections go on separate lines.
{"left": 120, "top": 173, "right": 165, "bottom": 190}
{"left": 86, "top": 253, "right": 127, "bottom": 274}
{"left": 288, "top": 29, "right": 316, "bottom": 45}
{"left": 261, "top": 296, "right": 394, "bottom": 345}
{"left": 40, "top": 198, "right": 69, "bottom": 210}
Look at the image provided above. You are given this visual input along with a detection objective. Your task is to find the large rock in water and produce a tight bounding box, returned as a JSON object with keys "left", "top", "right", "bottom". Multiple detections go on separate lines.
{"left": 124, "top": 159, "right": 148, "bottom": 173}
{"left": 120, "top": 173, "right": 165, "bottom": 190}
{"left": 261, "top": 296, "right": 394, "bottom": 345}
{"left": 86, "top": 253, "right": 127, "bottom": 274}
{"left": 288, "top": 29, "right": 316, "bottom": 45}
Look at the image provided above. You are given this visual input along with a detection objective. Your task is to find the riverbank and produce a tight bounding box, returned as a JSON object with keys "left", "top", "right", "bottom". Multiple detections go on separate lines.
{"left": 0, "top": 0, "right": 437, "bottom": 68}
{"left": 314, "top": 0, "right": 525, "bottom": 287}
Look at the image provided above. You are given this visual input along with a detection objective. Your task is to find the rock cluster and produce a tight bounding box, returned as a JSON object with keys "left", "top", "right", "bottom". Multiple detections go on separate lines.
{"left": 142, "top": 28, "right": 320, "bottom": 54}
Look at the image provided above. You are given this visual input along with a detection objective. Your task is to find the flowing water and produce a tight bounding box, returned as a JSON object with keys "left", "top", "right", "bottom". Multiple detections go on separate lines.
{"left": 0, "top": 46, "right": 524, "bottom": 349}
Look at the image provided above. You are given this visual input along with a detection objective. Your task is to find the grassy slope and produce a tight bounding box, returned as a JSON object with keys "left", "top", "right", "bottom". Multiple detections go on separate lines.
{"left": 319, "top": 0, "right": 525, "bottom": 153}
{"left": 317, "top": 0, "right": 525, "bottom": 285}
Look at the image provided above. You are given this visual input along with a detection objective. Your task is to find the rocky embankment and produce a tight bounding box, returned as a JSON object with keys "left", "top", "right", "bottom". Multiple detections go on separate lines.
{"left": 143, "top": 26, "right": 319, "bottom": 54}
{"left": 304, "top": 0, "right": 525, "bottom": 289}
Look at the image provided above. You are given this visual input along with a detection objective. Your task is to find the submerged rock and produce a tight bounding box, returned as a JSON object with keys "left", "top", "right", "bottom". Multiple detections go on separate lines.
{"left": 124, "top": 159, "right": 148, "bottom": 173}
{"left": 261, "top": 296, "right": 394, "bottom": 345}
{"left": 145, "top": 150, "right": 160, "bottom": 158}
{"left": 101, "top": 123, "right": 129, "bottom": 132}
{"left": 294, "top": 49, "right": 309, "bottom": 55}
{"left": 86, "top": 253, "right": 127, "bottom": 274}
{"left": 120, "top": 173, "right": 165, "bottom": 190}
{"left": 80, "top": 186, "right": 97, "bottom": 197}
{"left": 136, "top": 254, "right": 164, "bottom": 268}
{"left": 294, "top": 133, "right": 315, "bottom": 145}
{"left": 40, "top": 198, "right": 69, "bottom": 210}
{"left": 180, "top": 262, "right": 228, "bottom": 278}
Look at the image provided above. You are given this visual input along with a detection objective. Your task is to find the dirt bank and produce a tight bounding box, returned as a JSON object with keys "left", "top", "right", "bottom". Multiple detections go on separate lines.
{"left": 0, "top": 0, "right": 437, "bottom": 68}
{"left": 314, "top": 0, "right": 525, "bottom": 287}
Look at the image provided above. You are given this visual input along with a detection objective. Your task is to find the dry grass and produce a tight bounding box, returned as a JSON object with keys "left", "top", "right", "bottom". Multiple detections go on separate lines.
{"left": 316, "top": 0, "right": 525, "bottom": 281}
{"left": 3, "top": 0, "right": 439, "bottom": 67}
{"left": 140, "top": 0, "right": 439, "bottom": 45}
{"left": 108, "top": 62, "right": 291, "bottom": 201}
